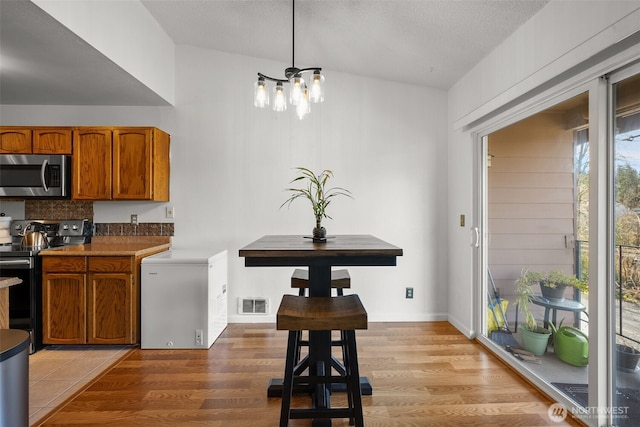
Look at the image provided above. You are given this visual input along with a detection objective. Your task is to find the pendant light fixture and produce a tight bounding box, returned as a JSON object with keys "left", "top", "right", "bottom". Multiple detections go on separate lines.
{"left": 253, "top": 0, "right": 324, "bottom": 119}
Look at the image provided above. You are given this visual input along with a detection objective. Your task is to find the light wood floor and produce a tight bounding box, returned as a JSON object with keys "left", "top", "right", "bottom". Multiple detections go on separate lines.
{"left": 37, "top": 322, "right": 582, "bottom": 426}
{"left": 28, "top": 345, "right": 132, "bottom": 426}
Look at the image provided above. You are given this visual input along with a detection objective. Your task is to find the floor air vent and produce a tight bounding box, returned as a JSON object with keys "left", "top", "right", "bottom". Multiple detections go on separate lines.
{"left": 238, "top": 297, "right": 269, "bottom": 314}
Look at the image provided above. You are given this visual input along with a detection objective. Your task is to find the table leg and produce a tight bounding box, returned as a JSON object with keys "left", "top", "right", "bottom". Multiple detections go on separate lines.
{"left": 308, "top": 266, "right": 333, "bottom": 425}
{"left": 543, "top": 307, "right": 551, "bottom": 329}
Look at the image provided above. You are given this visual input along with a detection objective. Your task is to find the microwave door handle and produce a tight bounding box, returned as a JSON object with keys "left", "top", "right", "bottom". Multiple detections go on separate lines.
{"left": 41, "top": 159, "right": 50, "bottom": 192}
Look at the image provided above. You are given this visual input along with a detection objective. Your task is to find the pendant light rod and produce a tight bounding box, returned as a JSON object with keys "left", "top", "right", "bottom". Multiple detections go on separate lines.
{"left": 253, "top": 0, "right": 325, "bottom": 117}
{"left": 255, "top": 0, "right": 321, "bottom": 82}
{"left": 291, "top": 0, "right": 295, "bottom": 68}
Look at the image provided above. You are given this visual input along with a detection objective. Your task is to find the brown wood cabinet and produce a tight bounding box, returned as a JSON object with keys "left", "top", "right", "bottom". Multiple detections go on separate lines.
{"left": 42, "top": 255, "right": 137, "bottom": 345}
{"left": 0, "top": 128, "right": 32, "bottom": 153}
{"left": 42, "top": 256, "right": 87, "bottom": 345}
{"left": 72, "top": 127, "right": 170, "bottom": 201}
{"left": 72, "top": 128, "right": 112, "bottom": 200}
{"left": 0, "top": 127, "right": 72, "bottom": 154}
{"left": 33, "top": 128, "right": 73, "bottom": 154}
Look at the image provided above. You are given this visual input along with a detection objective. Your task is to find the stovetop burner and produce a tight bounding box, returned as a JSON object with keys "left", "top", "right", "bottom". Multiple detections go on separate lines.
{"left": 1, "top": 219, "right": 93, "bottom": 257}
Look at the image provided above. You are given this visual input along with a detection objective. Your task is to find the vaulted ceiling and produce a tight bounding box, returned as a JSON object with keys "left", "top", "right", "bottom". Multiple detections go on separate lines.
{"left": 0, "top": 0, "right": 548, "bottom": 106}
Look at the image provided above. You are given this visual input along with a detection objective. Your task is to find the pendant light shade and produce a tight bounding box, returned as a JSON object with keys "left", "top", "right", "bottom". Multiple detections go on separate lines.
{"left": 309, "top": 70, "right": 324, "bottom": 103}
{"left": 272, "top": 82, "right": 287, "bottom": 112}
{"left": 254, "top": 77, "right": 269, "bottom": 108}
{"left": 296, "top": 85, "right": 310, "bottom": 119}
{"left": 289, "top": 75, "right": 305, "bottom": 105}
{"left": 253, "top": 0, "right": 324, "bottom": 119}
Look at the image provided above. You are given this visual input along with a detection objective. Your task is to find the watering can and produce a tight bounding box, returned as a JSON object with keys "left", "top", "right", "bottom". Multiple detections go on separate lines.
{"left": 554, "top": 326, "right": 588, "bottom": 367}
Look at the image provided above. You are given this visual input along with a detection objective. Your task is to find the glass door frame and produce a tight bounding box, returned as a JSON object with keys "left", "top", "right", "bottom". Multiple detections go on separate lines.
{"left": 471, "top": 78, "right": 610, "bottom": 426}
{"left": 607, "top": 61, "right": 640, "bottom": 426}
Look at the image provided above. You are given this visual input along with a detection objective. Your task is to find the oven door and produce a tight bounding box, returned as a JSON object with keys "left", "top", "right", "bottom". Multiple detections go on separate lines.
{"left": 1, "top": 257, "right": 41, "bottom": 353}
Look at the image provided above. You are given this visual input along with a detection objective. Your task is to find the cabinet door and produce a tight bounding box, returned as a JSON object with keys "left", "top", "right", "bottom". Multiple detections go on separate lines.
{"left": 42, "top": 273, "right": 86, "bottom": 344}
{"left": 33, "top": 128, "right": 72, "bottom": 154}
{"left": 73, "top": 129, "right": 112, "bottom": 200}
{"left": 87, "top": 272, "right": 133, "bottom": 344}
{"left": 151, "top": 128, "right": 170, "bottom": 201}
{"left": 113, "top": 128, "right": 153, "bottom": 200}
{"left": 0, "top": 128, "right": 32, "bottom": 153}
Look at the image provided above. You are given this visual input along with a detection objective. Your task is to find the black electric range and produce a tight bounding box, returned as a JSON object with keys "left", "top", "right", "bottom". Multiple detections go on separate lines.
{"left": 0, "top": 219, "right": 92, "bottom": 352}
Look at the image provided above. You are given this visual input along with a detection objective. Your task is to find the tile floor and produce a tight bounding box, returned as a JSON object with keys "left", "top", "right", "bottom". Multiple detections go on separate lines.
{"left": 28, "top": 345, "right": 133, "bottom": 426}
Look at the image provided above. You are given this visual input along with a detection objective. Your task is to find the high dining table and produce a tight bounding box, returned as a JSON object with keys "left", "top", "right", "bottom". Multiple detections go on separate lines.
{"left": 239, "top": 234, "right": 403, "bottom": 427}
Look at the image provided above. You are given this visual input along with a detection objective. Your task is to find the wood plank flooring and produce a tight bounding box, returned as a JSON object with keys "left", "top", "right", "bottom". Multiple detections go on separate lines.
{"left": 36, "top": 322, "right": 582, "bottom": 426}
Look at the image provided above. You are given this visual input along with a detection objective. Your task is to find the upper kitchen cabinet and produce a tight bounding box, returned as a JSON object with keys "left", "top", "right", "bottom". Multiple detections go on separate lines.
{"left": 0, "top": 127, "right": 72, "bottom": 154}
{"left": 72, "top": 127, "right": 170, "bottom": 201}
{"left": 0, "top": 128, "right": 31, "bottom": 153}
{"left": 73, "top": 128, "right": 112, "bottom": 200}
{"left": 113, "top": 128, "right": 170, "bottom": 201}
{"left": 33, "top": 128, "right": 73, "bottom": 154}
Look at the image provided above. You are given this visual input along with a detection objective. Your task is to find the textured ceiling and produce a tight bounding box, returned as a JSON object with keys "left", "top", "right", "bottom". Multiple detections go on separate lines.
{"left": 141, "top": 0, "right": 549, "bottom": 89}
{"left": 0, "top": 0, "right": 549, "bottom": 106}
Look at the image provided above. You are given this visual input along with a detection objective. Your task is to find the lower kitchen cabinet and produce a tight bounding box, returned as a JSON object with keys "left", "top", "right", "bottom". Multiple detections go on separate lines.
{"left": 42, "top": 256, "right": 137, "bottom": 345}
{"left": 42, "top": 271, "right": 86, "bottom": 344}
{"left": 88, "top": 272, "right": 132, "bottom": 344}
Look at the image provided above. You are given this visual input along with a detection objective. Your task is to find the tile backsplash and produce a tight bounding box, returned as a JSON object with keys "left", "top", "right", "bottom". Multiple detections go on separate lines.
{"left": 23, "top": 200, "right": 173, "bottom": 236}
{"left": 94, "top": 222, "right": 174, "bottom": 237}
{"left": 25, "top": 200, "right": 93, "bottom": 220}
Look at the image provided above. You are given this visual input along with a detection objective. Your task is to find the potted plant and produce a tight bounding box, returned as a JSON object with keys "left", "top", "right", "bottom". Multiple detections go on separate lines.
{"left": 518, "top": 269, "right": 587, "bottom": 301}
{"left": 280, "top": 167, "right": 352, "bottom": 241}
{"left": 515, "top": 270, "right": 552, "bottom": 356}
{"left": 616, "top": 337, "right": 640, "bottom": 372}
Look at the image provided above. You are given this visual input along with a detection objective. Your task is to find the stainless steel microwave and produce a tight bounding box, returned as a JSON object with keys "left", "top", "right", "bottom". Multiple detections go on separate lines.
{"left": 0, "top": 154, "right": 70, "bottom": 198}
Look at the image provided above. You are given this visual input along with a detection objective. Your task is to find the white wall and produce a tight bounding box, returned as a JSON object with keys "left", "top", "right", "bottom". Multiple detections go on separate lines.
{"left": 0, "top": 45, "right": 448, "bottom": 323}
{"left": 171, "top": 46, "right": 449, "bottom": 322}
{"left": 447, "top": 1, "right": 640, "bottom": 337}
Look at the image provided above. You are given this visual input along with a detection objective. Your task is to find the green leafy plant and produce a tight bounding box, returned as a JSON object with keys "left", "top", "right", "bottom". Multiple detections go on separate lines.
{"left": 515, "top": 270, "right": 539, "bottom": 331}
{"left": 547, "top": 318, "right": 565, "bottom": 336}
{"left": 280, "top": 167, "right": 353, "bottom": 230}
{"left": 518, "top": 269, "right": 587, "bottom": 293}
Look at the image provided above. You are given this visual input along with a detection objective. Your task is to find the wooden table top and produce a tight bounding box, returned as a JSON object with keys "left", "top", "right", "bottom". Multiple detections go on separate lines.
{"left": 239, "top": 234, "right": 402, "bottom": 263}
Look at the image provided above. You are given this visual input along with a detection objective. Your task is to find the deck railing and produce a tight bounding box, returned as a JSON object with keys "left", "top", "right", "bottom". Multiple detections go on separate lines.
{"left": 576, "top": 240, "right": 640, "bottom": 346}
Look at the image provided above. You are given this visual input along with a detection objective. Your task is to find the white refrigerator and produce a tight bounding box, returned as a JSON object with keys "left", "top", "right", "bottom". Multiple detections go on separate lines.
{"left": 140, "top": 248, "right": 228, "bottom": 349}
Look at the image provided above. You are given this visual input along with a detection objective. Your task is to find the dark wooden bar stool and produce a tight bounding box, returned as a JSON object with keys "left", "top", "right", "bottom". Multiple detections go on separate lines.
{"left": 291, "top": 268, "right": 352, "bottom": 376}
{"left": 277, "top": 294, "right": 367, "bottom": 427}
{"left": 291, "top": 268, "right": 351, "bottom": 296}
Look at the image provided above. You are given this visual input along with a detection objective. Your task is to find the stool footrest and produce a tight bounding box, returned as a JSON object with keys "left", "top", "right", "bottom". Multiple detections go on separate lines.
{"left": 297, "top": 340, "right": 344, "bottom": 346}
{"left": 293, "top": 375, "right": 348, "bottom": 385}
{"left": 290, "top": 408, "right": 354, "bottom": 420}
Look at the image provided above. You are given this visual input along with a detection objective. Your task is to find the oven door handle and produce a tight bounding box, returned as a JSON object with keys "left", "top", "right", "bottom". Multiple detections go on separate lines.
{"left": 0, "top": 259, "right": 32, "bottom": 267}
{"left": 41, "top": 158, "right": 50, "bottom": 192}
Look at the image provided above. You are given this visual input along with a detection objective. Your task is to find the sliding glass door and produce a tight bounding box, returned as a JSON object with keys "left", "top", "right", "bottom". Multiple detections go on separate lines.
{"left": 611, "top": 65, "right": 640, "bottom": 427}
{"left": 477, "top": 63, "right": 640, "bottom": 426}
{"left": 480, "top": 90, "right": 592, "bottom": 408}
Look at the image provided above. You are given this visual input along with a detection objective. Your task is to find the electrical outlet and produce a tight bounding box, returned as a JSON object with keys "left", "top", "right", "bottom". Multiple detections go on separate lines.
{"left": 406, "top": 287, "right": 414, "bottom": 299}
{"left": 130, "top": 214, "right": 138, "bottom": 225}
{"left": 166, "top": 206, "right": 175, "bottom": 218}
{"left": 195, "top": 329, "right": 203, "bottom": 346}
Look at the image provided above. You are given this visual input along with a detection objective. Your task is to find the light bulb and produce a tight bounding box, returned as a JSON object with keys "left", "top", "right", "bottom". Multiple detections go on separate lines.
{"left": 273, "top": 82, "right": 287, "bottom": 112}
{"left": 289, "top": 75, "right": 304, "bottom": 106}
{"left": 296, "top": 85, "right": 310, "bottom": 119}
{"left": 254, "top": 78, "right": 269, "bottom": 108}
{"left": 309, "top": 71, "right": 324, "bottom": 103}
